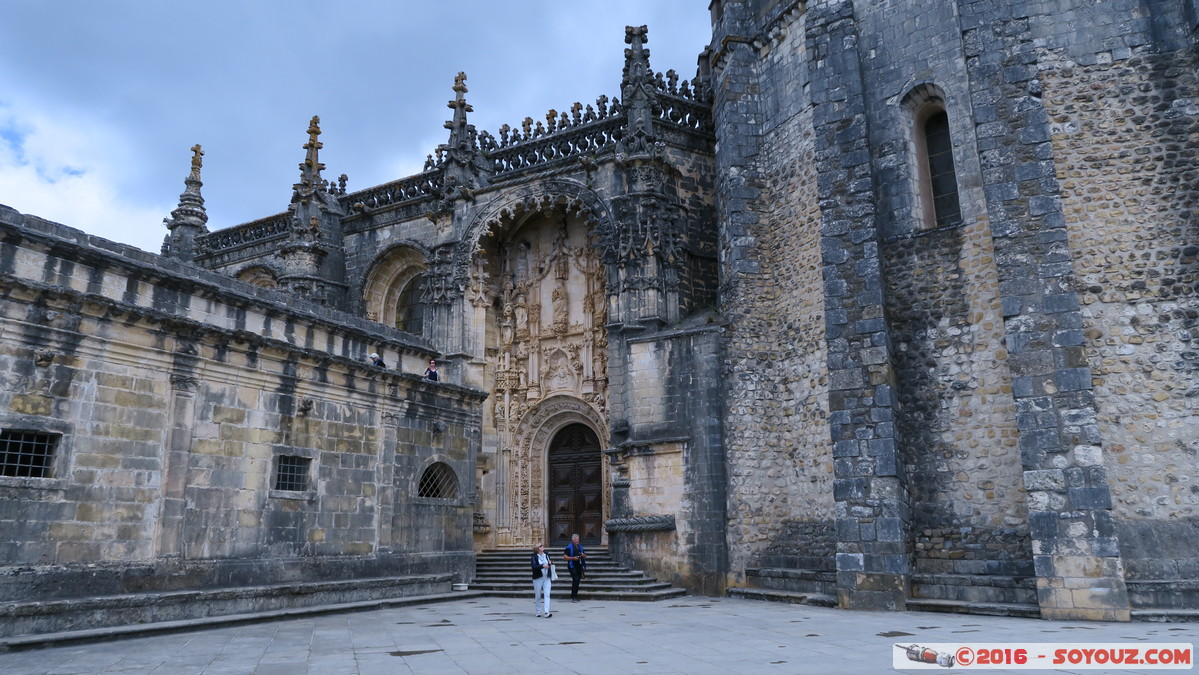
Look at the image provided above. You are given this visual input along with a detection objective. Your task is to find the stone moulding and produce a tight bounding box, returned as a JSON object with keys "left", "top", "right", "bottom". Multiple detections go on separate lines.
{"left": 604, "top": 514, "right": 677, "bottom": 533}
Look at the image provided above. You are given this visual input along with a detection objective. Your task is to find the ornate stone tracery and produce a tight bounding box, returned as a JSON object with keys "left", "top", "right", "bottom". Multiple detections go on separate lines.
{"left": 471, "top": 181, "right": 614, "bottom": 546}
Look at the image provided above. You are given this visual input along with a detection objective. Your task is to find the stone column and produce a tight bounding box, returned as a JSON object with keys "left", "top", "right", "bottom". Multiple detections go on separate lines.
{"left": 962, "top": 1, "right": 1129, "bottom": 621}
{"left": 805, "top": 0, "right": 911, "bottom": 610}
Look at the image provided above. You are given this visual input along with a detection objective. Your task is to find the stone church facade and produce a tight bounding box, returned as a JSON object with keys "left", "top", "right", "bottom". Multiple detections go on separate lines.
{"left": 0, "top": 0, "right": 1196, "bottom": 631}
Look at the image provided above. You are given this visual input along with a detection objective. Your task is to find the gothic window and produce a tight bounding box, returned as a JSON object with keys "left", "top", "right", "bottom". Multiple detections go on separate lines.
{"left": 904, "top": 84, "right": 962, "bottom": 230}
{"left": 922, "top": 110, "right": 962, "bottom": 228}
{"left": 0, "top": 430, "right": 59, "bottom": 478}
{"left": 417, "top": 461, "right": 458, "bottom": 499}
{"left": 396, "top": 273, "right": 427, "bottom": 335}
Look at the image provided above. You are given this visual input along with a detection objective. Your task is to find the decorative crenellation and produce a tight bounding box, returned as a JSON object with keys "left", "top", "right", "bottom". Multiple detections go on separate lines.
{"left": 479, "top": 94, "right": 624, "bottom": 152}
{"left": 197, "top": 212, "right": 290, "bottom": 255}
{"left": 341, "top": 171, "right": 444, "bottom": 214}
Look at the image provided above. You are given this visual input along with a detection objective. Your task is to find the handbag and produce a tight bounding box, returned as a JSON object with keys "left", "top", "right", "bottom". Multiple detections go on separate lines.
{"left": 549, "top": 563, "right": 559, "bottom": 581}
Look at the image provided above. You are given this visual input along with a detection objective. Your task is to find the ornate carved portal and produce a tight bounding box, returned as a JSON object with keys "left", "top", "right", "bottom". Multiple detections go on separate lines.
{"left": 474, "top": 205, "right": 610, "bottom": 548}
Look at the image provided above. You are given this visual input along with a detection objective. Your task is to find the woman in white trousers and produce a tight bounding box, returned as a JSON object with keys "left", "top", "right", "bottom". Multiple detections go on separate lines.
{"left": 530, "top": 543, "right": 552, "bottom": 617}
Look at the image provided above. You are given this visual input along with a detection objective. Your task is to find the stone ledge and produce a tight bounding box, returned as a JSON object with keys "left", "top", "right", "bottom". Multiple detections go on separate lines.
{"left": 0, "top": 589, "right": 481, "bottom": 652}
{"left": 0, "top": 574, "right": 453, "bottom": 639}
{"left": 726, "top": 587, "right": 838, "bottom": 608}
{"left": 906, "top": 598, "right": 1041, "bottom": 619}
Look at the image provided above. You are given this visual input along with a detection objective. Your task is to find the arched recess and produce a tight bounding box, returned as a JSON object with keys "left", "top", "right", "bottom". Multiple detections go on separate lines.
{"left": 235, "top": 265, "right": 279, "bottom": 290}
{"left": 508, "top": 395, "right": 609, "bottom": 546}
{"left": 455, "top": 179, "right": 615, "bottom": 285}
{"left": 901, "top": 83, "right": 962, "bottom": 230}
{"left": 361, "top": 243, "right": 431, "bottom": 329}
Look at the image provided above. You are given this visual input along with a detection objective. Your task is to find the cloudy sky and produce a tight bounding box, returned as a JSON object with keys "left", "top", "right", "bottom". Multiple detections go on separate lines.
{"left": 0, "top": 1, "right": 712, "bottom": 253}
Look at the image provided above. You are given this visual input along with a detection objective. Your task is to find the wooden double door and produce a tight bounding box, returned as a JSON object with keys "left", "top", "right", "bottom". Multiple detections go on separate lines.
{"left": 547, "top": 423, "right": 603, "bottom": 546}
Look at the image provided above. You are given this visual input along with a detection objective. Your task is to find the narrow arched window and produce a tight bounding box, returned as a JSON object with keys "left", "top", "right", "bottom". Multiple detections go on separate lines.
{"left": 417, "top": 462, "right": 458, "bottom": 499}
{"left": 395, "top": 274, "right": 426, "bottom": 335}
{"left": 923, "top": 110, "right": 962, "bottom": 228}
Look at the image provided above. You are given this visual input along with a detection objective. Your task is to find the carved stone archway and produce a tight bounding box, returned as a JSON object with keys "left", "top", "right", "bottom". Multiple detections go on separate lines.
{"left": 455, "top": 178, "right": 616, "bottom": 286}
{"left": 502, "top": 395, "right": 609, "bottom": 547}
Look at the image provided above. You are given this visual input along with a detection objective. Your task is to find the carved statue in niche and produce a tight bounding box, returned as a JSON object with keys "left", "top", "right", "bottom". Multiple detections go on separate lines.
{"left": 514, "top": 291, "right": 529, "bottom": 338}
{"left": 552, "top": 282, "right": 569, "bottom": 331}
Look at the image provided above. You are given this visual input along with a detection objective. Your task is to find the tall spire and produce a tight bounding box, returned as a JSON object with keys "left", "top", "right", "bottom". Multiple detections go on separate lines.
{"left": 438, "top": 72, "right": 490, "bottom": 194}
{"left": 293, "top": 115, "right": 327, "bottom": 204}
{"left": 444, "top": 71, "right": 473, "bottom": 150}
{"left": 161, "top": 144, "right": 209, "bottom": 261}
{"left": 621, "top": 25, "right": 657, "bottom": 138}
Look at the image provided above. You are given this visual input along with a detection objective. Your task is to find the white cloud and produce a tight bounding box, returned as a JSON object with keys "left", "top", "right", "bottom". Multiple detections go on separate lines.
{"left": 0, "top": 103, "right": 171, "bottom": 253}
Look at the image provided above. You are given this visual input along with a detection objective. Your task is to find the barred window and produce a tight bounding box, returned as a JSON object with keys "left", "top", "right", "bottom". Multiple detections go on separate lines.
{"left": 418, "top": 462, "right": 458, "bottom": 499}
{"left": 0, "top": 430, "right": 59, "bottom": 478}
{"left": 274, "top": 455, "right": 311, "bottom": 492}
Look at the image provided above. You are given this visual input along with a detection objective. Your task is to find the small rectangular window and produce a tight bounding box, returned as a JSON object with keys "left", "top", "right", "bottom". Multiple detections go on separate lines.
{"left": 274, "top": 455, "right": 310, "bottom": 492}
{"left": 0, "top": 430, "right": 59, "bottom": 478}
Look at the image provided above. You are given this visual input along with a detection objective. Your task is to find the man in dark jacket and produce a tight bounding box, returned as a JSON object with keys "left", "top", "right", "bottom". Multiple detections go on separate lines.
{"left": 563, "top": 533, "right": 587, "bottom": 603}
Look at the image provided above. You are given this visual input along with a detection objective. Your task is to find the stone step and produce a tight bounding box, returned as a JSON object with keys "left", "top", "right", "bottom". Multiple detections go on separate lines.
{"left": 1130, "top": 608, "right": 1199, "bottom": 623}
{"left": 474, "top": 562, "right": 626, "bottom": 572}
{"left": 0, "top": 574, "right": 456, "bottom": 642}
{"left": 1126, "top": 579, "right": 1199, "bottom": 610}
{"left": 471, "top": 579, "right": 675, "bottom": 592}
{"left": 910, "top": 573, "right": 1038, "bottom": 605}
{"left": 480, "top": 587, "right": 687, "bottom": 602}
{"left": 906, "top": 598, "right": 1041, "bottom": 619}
{"left": 473, "top": 549, "right": 686, "bottom": 602}
{"left": 0, "top": 590, "right": 484, "bottom": 651}
{"left": 745, "top": 568, "right": 836, "bottom": 596}
{"left": 726, "top": 587, "right": 838, "bottom": 608}
{"left": 473, "top": 575, "right": 659, "bottom": 587}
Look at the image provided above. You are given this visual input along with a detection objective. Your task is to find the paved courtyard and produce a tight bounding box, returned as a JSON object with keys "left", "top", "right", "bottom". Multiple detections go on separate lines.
{"left": 0, "top": 596, "right": 1193, "bottom": 674}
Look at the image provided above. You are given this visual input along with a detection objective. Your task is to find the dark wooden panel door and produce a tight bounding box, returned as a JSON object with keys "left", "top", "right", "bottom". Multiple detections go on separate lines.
{"left": 548, "top": 423, "right": 603, "bottom": 546}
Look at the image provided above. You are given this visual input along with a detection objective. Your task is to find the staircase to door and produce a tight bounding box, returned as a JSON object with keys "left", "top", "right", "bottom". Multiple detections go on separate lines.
{"left": 471, "top": 549, "right": 686, "bottom": 601}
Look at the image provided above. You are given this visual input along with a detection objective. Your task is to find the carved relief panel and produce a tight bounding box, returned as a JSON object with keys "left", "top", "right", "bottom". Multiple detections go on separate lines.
{"left": 477, "top": 209, "right": 610, "bottom": 545}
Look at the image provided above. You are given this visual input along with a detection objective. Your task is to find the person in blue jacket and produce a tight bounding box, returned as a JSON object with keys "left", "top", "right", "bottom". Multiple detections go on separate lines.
{"left": 563, "top": 533, "right": 588, "bottom": 603}
{"left": 530, "top": 543, "right": 552, "bottom": 618}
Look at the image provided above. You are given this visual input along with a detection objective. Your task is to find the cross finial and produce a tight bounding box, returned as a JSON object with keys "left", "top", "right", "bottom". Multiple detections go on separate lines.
{"left": 190, "top": 144, "right": 204, "bottom": 172}
{"left": 304, "top": 116, "right": 323, "bottom": 152}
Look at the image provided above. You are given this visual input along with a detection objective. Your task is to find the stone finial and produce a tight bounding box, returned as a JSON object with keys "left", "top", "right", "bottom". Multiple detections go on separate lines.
{"left": 189, "top": 143, "right": 204, "bottom": 176}
{"left": 293, "top": 115, "right": 328, "bottom": 202}
{"left": 161, "top": 143, "right": 210, "bottom": 261}
{"left": 623, "top": 25, "right": 651, "bottom": 83}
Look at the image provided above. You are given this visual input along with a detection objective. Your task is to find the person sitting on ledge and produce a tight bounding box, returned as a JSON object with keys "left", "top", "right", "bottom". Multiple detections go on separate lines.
{"left": 423, "top": 359, "right": 439, "bottom": 382}
{"left": 369, "top": 352, "right": 386, "bottom": 368}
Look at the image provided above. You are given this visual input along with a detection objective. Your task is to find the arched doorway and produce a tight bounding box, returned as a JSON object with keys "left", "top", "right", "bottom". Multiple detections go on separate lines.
{"left": 547, "top": 423, "right": 603, "bottom": 546}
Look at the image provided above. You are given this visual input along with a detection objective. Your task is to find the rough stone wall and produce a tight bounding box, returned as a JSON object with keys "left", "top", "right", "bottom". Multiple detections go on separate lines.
{"left": 0, "top": 207, "right": 484, "bottom": 602}
{"left": 1040, "top": 46, "right": 1199, "bottom": 576}
{"left": 883, "top": 225, "right": 1030, "bottom": 572}
{"left": 714, "top": 5, "right": 835, "bottom": 584}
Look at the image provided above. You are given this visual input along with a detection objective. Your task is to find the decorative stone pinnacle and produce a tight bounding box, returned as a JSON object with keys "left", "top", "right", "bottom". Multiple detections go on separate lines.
{"left": 161, "top": 143, "right": 209, "bottom": 260}
{"left": 294, "top": 115, "right": 328, "bottom": 200}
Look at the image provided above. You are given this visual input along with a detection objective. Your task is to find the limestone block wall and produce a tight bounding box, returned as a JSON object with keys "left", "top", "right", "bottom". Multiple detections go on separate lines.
{"left": 0, "top": 206, "right": 484, "bottom": 602}
{"left": 1041, "top": 46, "right": 1199, "bottom": 579}
{"left": 714, "top": 6, "right": 835, "bottom": 582}
{"left": 609, "top": 325, "right": 727, "bottom": 594}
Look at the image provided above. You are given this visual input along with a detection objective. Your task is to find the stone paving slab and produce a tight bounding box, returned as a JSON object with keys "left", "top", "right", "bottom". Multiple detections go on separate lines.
{"left": 0, "top": 596, "right": 1193, "bottom": 674}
